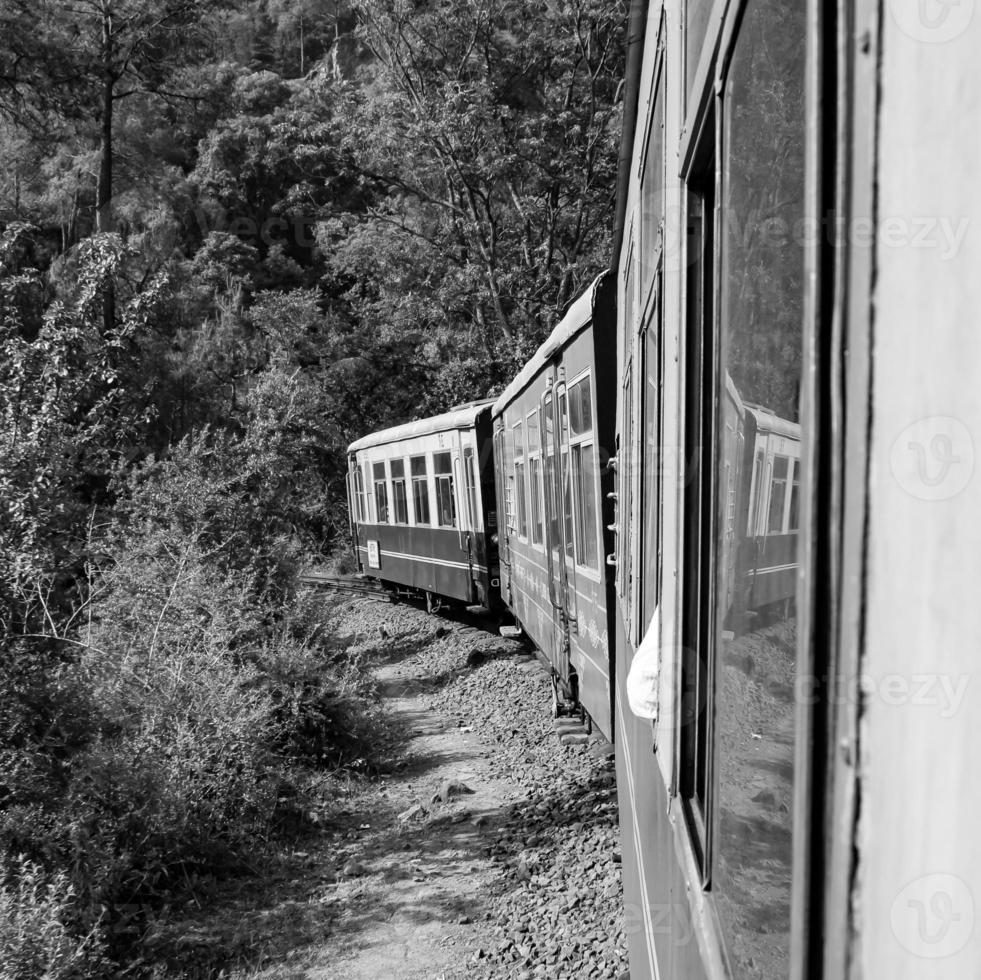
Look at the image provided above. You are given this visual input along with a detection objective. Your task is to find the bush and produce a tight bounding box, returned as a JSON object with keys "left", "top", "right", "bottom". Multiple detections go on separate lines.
{"left": 0, "top": 857, "right": 108, "bottom": 979}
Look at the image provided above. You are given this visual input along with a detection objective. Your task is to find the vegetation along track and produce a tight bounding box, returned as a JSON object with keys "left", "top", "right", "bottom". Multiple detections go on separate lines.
{"left": 205, "top": 593, "right": 629, "bottom": 979}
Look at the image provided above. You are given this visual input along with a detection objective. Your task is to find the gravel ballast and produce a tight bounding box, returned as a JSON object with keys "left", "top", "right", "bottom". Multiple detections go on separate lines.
{"left": 328, "top": 593, "right": 629, "bottom": 979}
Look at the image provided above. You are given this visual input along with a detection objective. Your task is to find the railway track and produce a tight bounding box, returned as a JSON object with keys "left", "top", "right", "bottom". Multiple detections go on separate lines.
{"left": 298, "top": 570, "right": 394, "bottom": 602}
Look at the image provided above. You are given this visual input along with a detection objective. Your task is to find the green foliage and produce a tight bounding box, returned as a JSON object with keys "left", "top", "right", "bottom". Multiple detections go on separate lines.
{"left": 0, "top": 857, "right": 108, "bottom": 980}
{"left": 0, "top": 3, "right": 627, "bottom": 974}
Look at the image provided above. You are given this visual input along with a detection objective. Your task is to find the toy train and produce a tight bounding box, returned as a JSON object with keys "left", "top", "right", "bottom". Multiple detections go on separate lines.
{"left": 346, "top": 2, "right": 981, "bottom": 978}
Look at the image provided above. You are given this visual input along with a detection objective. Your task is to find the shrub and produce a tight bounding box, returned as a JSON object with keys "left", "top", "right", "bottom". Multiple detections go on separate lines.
{"left": 0, "top": 856, "right": 108, "bottom": 979}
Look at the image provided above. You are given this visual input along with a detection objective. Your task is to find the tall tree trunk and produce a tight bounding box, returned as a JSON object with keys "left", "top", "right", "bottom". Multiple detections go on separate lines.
{"left": 96, "top": 0, "right": 116, "bottom": 333}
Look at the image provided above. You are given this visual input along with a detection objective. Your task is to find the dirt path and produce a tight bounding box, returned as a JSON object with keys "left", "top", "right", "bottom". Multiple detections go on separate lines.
{"left": 320, "top": 635, "right": 539, "bottom": 979}
{"left": 199, "top": 599, "right": 626, "bottom": 980}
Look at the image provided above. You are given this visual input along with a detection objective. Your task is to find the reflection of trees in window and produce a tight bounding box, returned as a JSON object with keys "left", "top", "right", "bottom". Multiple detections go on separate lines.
{"left": 722, "top": 2, "right": 805, "bottom": 422}
{"left": 713, "top": 3, "right": 805, "bottom": 979}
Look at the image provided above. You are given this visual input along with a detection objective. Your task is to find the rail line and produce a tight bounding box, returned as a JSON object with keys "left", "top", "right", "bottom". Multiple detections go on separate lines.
{"left": 298, "top": 571, "right": 394, "bottom": 602}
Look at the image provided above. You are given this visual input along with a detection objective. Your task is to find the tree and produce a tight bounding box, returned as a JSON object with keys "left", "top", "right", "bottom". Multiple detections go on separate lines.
{"left": 0, "top": 0, "right": 224, "bottom": 235}
{"left": 325, "top": 0, "right": 625, "bottom": 367}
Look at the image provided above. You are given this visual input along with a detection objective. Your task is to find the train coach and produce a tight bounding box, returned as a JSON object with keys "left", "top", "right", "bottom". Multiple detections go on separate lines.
{"left": 609, "top": 0, "right": 981, "bottom": 979}
{"left": 346, "top": 400, "right": 500, "bottom": 610}
{"left": 491, "top": 272, "right": 617, "bottom": 741}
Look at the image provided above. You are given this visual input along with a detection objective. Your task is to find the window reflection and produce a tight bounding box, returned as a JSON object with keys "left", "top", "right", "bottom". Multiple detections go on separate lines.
{"left": 713, "top": 1, "right": 805, "bottom": 978}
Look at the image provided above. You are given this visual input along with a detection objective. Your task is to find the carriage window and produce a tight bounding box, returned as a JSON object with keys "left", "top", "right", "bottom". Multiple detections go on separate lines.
{"left": 410, "top": 456, "right": 430, "bottom": 525}
{"left": 353, "top": 464, "right": 366, "bottom": 522}
{"left": 514, "top": 421, "right": 528, "bottom": 539}
{"left": 544, "top": 393, "right": 559, "bottom": 550}
{"left": 373, "top": 462, "right": 389, "bottom": 524}
{"left": 559, "top": 393, "right": 574, "bottom": 561}
{"left": 618, "top": 250, "right": 637, "bottom": 606}
{"left": 464, "top": 448, "right": 479, "bottom": 531}
{"left": 527, "top": 410, "right": 543, "bottom": 546}
{"left": 767, "top": 455, "right": 789, "bottom": 533}
{"left": 640, "top": 61, "right": 665, "bottom": 301}
{"left": 711, "top": 3, "right": 806, "bottom": 977}
{"left": 641, "top": 287, "right": 663, "bottom": 629}
{"left": 433, "top": 452, "right": 457, "bottom": 528}
{"left": 788, "top": 460, "right": 800, "bottom": 532}
{"left": 749, "top": 448, "right": 766, "bottom": 534}
{"left": 390, "top": 458, "right": 408, "bottom": 524}
{"left": 568, "top": 375, "right": 598, "bottom": 569}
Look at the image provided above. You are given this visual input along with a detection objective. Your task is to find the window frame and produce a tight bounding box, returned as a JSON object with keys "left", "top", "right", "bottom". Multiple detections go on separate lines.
{"left": 513, "top": 419, "right": 528, "bottom": 541}
{"left": 433, "top": 450, "right": 457, "bottom": 529}
{"left": 410, "top": 454, "right": 431, "bottom": 526}
{"left": 372, "top": 460, "right": 389, "bottom": 525}
{"left": 526, "top": 408, "right": 544, "bottom": 549}
{"left": 390, "top": 457, "right": 409, "bottom": 525}
{"left": 567, "top": 370, "right": 600, "bottom": 574}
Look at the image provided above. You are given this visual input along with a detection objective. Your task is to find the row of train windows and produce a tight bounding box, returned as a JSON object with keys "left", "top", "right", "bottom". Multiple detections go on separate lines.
{"left": 625, "top": 1, "right": 809, "bottom": 977}
{"left": 355, "top": 452, "right": 457, "bottom": 528}
{"left": 506, "top": 376, "right": 599, "bottom": 570}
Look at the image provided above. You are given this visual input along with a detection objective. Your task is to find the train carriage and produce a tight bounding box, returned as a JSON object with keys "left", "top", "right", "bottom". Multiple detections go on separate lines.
{"left": 610, "top": 1, "right": 981, "bottom": 979}
{"left": 346, "top": 401, "right": 500, "bottom": 609}
{"left": 491, "top": 273, "right": 617, "bottom": 741}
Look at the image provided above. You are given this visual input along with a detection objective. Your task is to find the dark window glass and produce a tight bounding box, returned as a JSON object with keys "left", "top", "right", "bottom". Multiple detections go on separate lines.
{"left": 529, "top": 456, "right": 543, "bottom": 545}
{"left": 572, "top": 443, "right": 598, "bottom": 569}
{"left": 354, "top": 465, "right": 366, "bottom": 521}
{"left": 514, "top": 423, "right": 527, "bottom": 538}
{"left": 713, "top": 3, "right": 805, "bottom": 977}
{"left": 373, "top": 461, "right": 389, "bottom": 524}
{"left": 390, "top": 459, "right": 408, "bottom": 524}
{"left": 788, "top": 462, "right": 800, "bottom": 531}
{"left": 680, "top": 169, "right": 714, "bottom": 837}
{"left": 767, "top": 455, "right": 789, "bottom": 533}
{"left": 544, "top": 394, "right": 559, "bottom": 552}
{"left": 410, "top": 455, "right": 430, "bottom": 525}
{"left": 569, "top": 377, "right": 592, "bottom": 437}
{"left": 464, "top": 449, "right": 479, "bottom": 530}
{"left": 562, "top": 449, "right": 574, "bottom": 561}
{"left": 434, "top": 452, "right": 456, "bottom": 528}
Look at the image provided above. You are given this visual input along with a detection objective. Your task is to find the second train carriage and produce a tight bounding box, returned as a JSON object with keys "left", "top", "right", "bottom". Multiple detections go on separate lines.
{"left": 491, "top": 272, "right": 618, "bottom": 742}
{"left": 346, "top": 401, "right": 500, "bottom": 609}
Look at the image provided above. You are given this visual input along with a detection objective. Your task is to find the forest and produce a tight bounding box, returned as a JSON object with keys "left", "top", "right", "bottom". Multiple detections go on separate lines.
{"left": 0, "top": 0, "right": 625, "bottom": 974}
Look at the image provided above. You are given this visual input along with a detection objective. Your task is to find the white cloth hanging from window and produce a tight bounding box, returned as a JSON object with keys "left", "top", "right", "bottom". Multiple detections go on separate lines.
{"left": 626, "top": 606, "right": 661, "bottom": 720}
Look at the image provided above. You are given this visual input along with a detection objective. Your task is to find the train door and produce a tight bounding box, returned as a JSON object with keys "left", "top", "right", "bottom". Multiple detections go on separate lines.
{"left": 555, "top": 370, "right": 579, "bottom": 628}
{"left": 492, "top": 423, "right": 512, "bottom": 604}
{"left": 541, "top": 371, "right": 574, "bottom": 692}
{"left": 462, "top": 445, "right": 482, "bottom": 595}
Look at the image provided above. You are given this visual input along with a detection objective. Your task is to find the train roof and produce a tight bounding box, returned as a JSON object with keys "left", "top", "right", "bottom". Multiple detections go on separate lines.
{"left": 347, "top": 399, "right": 495, "bottom": 454}
{"left": 744, "top": 402, "right": 801, "bottom": 439}
{"left": 491, "top": 272, "right": 610, "bottom": 415}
